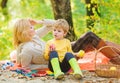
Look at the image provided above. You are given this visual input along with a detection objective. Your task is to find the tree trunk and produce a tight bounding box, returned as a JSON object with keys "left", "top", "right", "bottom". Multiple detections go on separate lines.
{"left": 85, "top": 0, "right": 100, "bottom": 29}
{"left": 1, "top": 0, "right": 9, "bottom": 21}
{"left": 1, "top": 0, "right": 8, "bottom": 8}
{"left": 50, "top": 0, "right": 77, "bottom": 41}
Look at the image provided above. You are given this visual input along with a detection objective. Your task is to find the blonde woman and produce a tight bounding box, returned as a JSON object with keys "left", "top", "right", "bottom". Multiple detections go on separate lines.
{"left": 13, "top": 18, "right": 55, "bottom": 70}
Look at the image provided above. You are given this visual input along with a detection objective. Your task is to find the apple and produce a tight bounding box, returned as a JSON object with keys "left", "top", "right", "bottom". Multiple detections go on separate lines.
{"left": 110, "top": 66, "right": 116, "bottom": 71}
{"left": 78, "top": 50, "right": 85, "bottom": 58}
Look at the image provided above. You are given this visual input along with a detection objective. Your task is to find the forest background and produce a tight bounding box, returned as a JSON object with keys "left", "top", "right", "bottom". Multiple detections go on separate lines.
{"left": 0, "top": 0, "right": 120, "bottom": 60}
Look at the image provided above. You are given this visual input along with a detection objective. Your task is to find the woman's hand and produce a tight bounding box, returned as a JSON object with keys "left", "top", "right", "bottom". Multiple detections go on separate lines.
{"left": 41, "top": 19, "right": 56, "bottom": 27}
{"left": 29, "top": 19, "right": 43, "bottom": 25}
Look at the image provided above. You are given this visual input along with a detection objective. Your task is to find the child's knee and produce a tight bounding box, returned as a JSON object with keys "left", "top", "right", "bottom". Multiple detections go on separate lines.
{"left": 50, "top": 51, "right": 58, "bottom": 58}
{"left": 65, "top": 52, "right": 74, "bottom": 60}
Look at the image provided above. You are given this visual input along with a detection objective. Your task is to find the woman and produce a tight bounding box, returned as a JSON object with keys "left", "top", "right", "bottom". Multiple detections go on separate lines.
{"left": 13, "top": 18, "right": 55, "bottom": 70}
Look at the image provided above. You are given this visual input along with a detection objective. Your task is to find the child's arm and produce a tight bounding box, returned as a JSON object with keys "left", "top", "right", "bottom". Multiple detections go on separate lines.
{"left": 44, "top": 43, "right": 56, "bottom": 60}
{"left": 44, "top": 42, "right": 51, "bottom": 60}
{"left": 66, "top": 39, "right": 85, "bottom": 58}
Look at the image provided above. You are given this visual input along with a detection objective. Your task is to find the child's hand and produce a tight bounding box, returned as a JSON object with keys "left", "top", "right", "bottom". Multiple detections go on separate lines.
{"left": 49, "top": 44, "right": 55, "bottom": 51}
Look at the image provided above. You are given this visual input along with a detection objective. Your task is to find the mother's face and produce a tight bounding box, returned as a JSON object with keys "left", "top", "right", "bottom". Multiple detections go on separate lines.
{"left": 28, "top": 25, "right": 35, "bottom": 37}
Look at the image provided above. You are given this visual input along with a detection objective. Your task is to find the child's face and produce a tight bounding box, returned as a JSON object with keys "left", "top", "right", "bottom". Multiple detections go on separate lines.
{"left": 53, "top": 28, "right": 66, "bottom": 40}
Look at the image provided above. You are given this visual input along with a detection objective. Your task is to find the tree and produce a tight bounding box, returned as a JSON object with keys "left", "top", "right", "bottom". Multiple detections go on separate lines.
{"left": 1, "top": 0, "right": 9, "bottom": 20}
{"left": 85, "top": 0, "right": 100, "bottom": 29}
{"left": 50, "top": 0, "right": 77, "bottom": 41}
{"left": 1, "top": 0, "right": 8, "bottom": 8}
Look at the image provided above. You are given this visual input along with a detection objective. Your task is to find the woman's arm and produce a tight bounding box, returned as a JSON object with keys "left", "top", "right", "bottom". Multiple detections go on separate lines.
{"left": 29, "top": 19, "right": 56, "bottom": 38}
{"left": 36, "top": 26, "right": 53, "bottom": 38}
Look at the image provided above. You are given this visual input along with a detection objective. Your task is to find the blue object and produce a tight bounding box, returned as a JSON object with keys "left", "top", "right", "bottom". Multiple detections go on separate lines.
{"left": 14, "top": 69, "right": 34, "bottom": 78}
{"left": 2, "top": 61, "right": 14, "bottom": 70}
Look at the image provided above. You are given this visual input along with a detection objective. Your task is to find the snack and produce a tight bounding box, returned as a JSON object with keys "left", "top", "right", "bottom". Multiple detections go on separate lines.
{"left": 78, "top": 50, "right": 85, "bottom": 58}
{"left": 110, "top": 66, "right": 116, "bottom": 71}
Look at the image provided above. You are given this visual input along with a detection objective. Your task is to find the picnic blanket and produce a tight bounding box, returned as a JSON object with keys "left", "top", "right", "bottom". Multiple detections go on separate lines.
{"left": 0, "top": 61, "right": 53, "bottom": 78}
{"left": 0, "top": 50, "right": 110, "bottom": 78}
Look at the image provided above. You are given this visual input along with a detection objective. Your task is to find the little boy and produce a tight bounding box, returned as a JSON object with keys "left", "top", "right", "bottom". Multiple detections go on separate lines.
{"left": 44, "top": 19, "right": 83, "bottom": 80}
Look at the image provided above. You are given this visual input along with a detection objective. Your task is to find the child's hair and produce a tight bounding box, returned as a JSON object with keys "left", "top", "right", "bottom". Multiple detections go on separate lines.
{"left": 54, "top": 19, "right": 69, "bottom": 33}
{"left": 13, "top": 19, "right": 32, "bottom": 48}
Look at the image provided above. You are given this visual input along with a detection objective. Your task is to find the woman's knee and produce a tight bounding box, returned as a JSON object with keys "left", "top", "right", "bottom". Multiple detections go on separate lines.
{"left": 87, "top": 31, "right": 101, "bottom": 39}
{"left": 85, "top": 31, "right": 95, "bottom": 37}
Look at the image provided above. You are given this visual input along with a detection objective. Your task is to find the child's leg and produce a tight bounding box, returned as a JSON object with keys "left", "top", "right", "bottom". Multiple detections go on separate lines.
{"left": 59, "top": 57, "right": 71, "bottom": 73}
{"left": 64, "top": 52, "right": 83, "bottom": 79}
{"left": 49, "top": 51, "right": 64, "bottom": 80}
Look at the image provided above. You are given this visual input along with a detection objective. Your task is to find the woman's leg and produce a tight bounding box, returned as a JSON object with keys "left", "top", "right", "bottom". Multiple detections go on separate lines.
{"left": 72, "top": 31, "right": 101, "bottom": 52}
{"left": 106, "top": 41, "right": 120, "bottom": 54}
{"left": 72, "top": 31, "right": 120, "bottom": 64}
{"left": 105, "top": 41, "right": 120, "bottom": 64}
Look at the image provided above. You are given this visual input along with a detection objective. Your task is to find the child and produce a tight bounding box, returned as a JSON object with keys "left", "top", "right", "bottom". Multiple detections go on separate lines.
{"left": 44, "top": 19, "right": 83, "bottom": 80}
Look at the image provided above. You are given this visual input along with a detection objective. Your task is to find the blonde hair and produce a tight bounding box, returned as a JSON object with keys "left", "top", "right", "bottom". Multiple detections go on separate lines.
{"left": 54, "top": 19, "right": 69, "bottom": 33}
{"left": 13, "top": 19, "right": 32, "bottom": 48}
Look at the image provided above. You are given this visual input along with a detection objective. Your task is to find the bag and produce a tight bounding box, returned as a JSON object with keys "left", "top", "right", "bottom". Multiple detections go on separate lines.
{"left": 78, "top": 50, "right": 109, "bottom": 71}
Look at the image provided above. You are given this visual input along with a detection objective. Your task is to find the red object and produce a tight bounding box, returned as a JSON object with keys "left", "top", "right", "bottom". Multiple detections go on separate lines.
{"left": 34, "top": 70, "right": 47, "bottom": 77}
{"left": 10, "top": 63, "right": 22, "bottom": 70}
{"left": 50, "top": 44, "right": 55, "bottom": 51}
{"left": 78, "top": 51, "right": 110, "bottom": 71}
